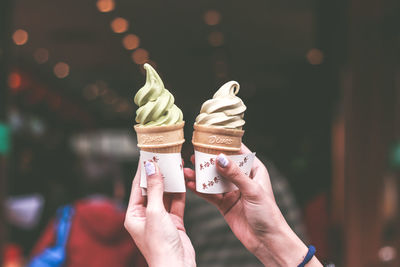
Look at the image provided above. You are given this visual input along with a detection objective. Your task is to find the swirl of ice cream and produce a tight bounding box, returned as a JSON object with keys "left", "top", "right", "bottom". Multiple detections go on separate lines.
{"left": 134, "top": 63, "right": 183, "bottom": 126}
{"left": 195, "top": 81, "right": 246, "bottom": 129}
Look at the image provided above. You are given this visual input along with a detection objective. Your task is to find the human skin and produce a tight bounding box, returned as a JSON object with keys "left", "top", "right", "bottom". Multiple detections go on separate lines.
{"left": 124, "top": 163, "right": 195, "bottom": 267}
{"left": 184, "top": 144, "right": 323, "bottom": 266}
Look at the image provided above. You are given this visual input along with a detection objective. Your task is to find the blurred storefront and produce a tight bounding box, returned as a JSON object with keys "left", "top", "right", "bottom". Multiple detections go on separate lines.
{"left": 0, "top": 0, "right": 399, "bottom": 266}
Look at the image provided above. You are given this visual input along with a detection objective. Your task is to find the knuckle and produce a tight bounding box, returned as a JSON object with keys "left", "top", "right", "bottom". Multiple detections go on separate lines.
{"left": 147, "top": 178, "right": 163, "bottom": 189}
{"left": 227, "top": 165, "right": 243, "bottom": 180}
{"left": 123, "top": 218, "right": 130, "bottom": 231}
{"left": 146, "top": 206, "right": 162, "bottom": 217}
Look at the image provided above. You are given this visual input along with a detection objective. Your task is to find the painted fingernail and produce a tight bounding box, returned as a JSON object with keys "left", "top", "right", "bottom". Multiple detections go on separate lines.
{"left": 217, "top": 154, "right": 229, "bottom": 168}
{"left": 145, "top": 161, "right": 156, "bottom": 176}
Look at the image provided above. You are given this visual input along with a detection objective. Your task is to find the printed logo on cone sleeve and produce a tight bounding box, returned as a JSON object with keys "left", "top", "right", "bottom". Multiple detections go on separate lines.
{"left": 141, "top": 134, "right": 164, "bottom": 144}
{"left": 208, "top": 135, "right": 233, "bottom": 145}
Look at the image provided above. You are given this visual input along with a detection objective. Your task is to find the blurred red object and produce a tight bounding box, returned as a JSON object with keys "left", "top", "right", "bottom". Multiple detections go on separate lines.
{"left": 31, "top": 199, "right": 147, "bottom": 267}
{"left": 3, "top": 244, "right": 23, "bottom": 267}
{"left": 8, "top": 73, "right": 22, "bottom": 93}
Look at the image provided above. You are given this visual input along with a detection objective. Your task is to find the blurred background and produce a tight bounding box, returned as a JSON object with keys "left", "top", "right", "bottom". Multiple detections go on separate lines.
{"left": 0, "top": 0, "right": 399, "bottom": 266}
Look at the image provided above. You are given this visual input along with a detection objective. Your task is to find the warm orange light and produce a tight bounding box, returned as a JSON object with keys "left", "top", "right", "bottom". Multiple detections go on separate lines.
{"left": 8, "top": 72, "right": 21, "bottom": 89}
{"left": 115, "top": 100, "right": 131, "bottom": 113}
{"left": 96, "top": 0, "right": 115, "bottom": 13}
{"left": 306, "top": 48, "right": 324, "bottom": 65}
{"left": 12, "top": 29, "right": 28, "bottom": 45}
{"left": 132, "top": 48, "right": 149, "bottom": 65}
{"left": 111, "top": 17, "right": 129, "bottom": 33}
{"left": 83, "top": 84, "right": 99, "bottom": 100}
{"left": 204, "top": 10, "right": 221, "bottom": 26}
{"left": 122, "top": 34, "right": 140, "bottom": 50}
{"left": 53, "top": 62, "right": 70, "bottom": 79}
{"left": 33, "top": 48, "right": 49, "bottom": 64}
{"left": 208, "top": 31, "right": 224, "bottom": 47}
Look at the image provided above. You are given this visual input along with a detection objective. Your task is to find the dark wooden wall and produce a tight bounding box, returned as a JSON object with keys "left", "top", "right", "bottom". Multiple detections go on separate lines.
{"left": 343, "top": 0, "right": 398, "bottom": 266}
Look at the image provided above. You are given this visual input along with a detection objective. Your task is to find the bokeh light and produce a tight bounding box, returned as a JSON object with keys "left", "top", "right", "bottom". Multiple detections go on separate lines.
{"left": 204, "top": 10, "right": 221, "bottom": 26}
{"left": 208, "top": 31, "right": 224, "bottom": 47}
{"left": 122, "top": 34, "right": 140, "bottom": 50}
{"left": 83, "top": 84, "right": 100, "bottom": 100}
{"left": 33, "top": 48, "right": 49, "bottom": 64}
{"left": 111, "top": 17, "right": 129, "bottom": 33}
{"left": 96, "top": 0, "right": 115, "bottom": 13}
{"left": 115, "top": 100, "right": 131, "bottom": 113}
{"left": 8, "top": 72, "right": 22, "bottom": 89}
{"left": 378, "top": 246, "right": 397, "bottom": 262}
{"left": 53, "top": 62, "right": 70, "bottom": 79}
{"left": 132, "top": 48, "right": 149, "bottom": 65}
{"left": 102, "top": 91, "right": 118, "bottom": 105}
{"left": 306, "top": 48, "right": 324, "bottom": 65}
{"left": 12, "top": 29, "right": 28, "bottom": 45}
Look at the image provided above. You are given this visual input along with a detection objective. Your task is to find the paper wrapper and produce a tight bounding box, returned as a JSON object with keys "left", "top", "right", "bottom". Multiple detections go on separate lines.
{"left": 140, "top": 150, "right": 186, "bottom": 193}
{"left": 134, "top": 122, "right": 185, "bottom": 193}
{"left": 195, "top": 151, "right": 256, "bottom": 194}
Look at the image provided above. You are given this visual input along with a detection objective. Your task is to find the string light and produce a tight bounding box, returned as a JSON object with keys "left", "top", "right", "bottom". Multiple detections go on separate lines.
{"left": 132, "top": 48, "right": 149, "bottom": 65}
{"left": 306, "top": 48, "right": 324, "bottom": 65}
{"left": 208, "top": 31, "right": 224, "bottom": 47}
{"left": 12, "top": 29, "right": 28, "bottom": 45}
{"left": 33, "top": 48, "right": 49, "bottom": 64}
{"left": 96, "top": 0, "right": 115, "bottom": 13}
{"left": 53, "top": 62, "right": 70, "bottom": 79}
{"left": 204, "top": 10, "right": 221, "bottom": 26}
{"left": 122, "top": 34, "right": 140, "bottom": 50}
{"left": 111, "top": 17, "right": 129, "bottom": 33}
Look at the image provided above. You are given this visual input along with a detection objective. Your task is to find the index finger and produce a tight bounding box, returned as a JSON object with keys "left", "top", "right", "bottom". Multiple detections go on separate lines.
{"left": 239, "top": 143, "right": 252, "bottom": 154}
{"left": 127, "top": 163, "right": 145, "bottom": 209}
{"left": 170, "top": 193, "right": 186, "bottom": 218}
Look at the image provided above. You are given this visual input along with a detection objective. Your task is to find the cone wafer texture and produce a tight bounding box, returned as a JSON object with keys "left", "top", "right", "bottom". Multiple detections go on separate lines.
{"left": 192, "top": 123, "right": 244, "bottom": 155}
{"left": 135, "top": 121, "right": 185, "bottom": 153}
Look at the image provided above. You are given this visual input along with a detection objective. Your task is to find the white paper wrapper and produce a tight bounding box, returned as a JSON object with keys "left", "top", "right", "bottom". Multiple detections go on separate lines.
{"left": 140, "top": 150, "right": 186, "bottom": 193}
{"left": 195, "top": 151, "right": 256, "bottom": 194}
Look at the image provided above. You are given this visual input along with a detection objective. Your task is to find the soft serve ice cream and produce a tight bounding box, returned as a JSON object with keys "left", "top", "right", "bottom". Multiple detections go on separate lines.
{"left": 195, "top": 81, "right": 246, "bottom": 129}
{"left": 192, "top": 80, "right": 254, "bottom": 194}
{"left": 134, "top": 63, "right": 183, "bottom": 126}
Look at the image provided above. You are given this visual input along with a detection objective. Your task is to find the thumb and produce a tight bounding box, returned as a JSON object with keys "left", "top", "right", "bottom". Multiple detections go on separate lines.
{"left": 216, "top": 153, "right": 258, "bottom": 199}
{"left": 144, "top": 161, "right": 165, "bottom": 211}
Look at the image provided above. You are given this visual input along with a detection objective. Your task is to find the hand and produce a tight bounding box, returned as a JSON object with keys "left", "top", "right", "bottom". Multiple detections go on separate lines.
{"left": 125, "top": 161, "right": 196, "bottom": 267}
{"left": 184, "top": 144, "right": 322, "bottom": 267}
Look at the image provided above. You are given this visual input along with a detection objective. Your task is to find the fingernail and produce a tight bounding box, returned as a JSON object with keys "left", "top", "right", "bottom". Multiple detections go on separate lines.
{"left": 217, "top": 154, "right": 229, "bottom": 168}
{"left": 145, "top": 161, "right": 156, "bottom": 176}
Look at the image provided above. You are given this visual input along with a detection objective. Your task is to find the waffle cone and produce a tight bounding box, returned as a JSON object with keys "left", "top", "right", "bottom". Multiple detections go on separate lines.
{"left": 192, "top": 123, "right": 244, "bottom": 155}
{"left": 134, "top": 122, "right": 185, "bottom": 153}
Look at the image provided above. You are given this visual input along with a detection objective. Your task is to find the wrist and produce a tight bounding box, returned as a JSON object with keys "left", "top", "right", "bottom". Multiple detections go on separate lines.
{"left": 254, "top": 223, "right": 308, "bottom": 266}
{"left": 148, "top": 258, "right": 185, "bottom": 267}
